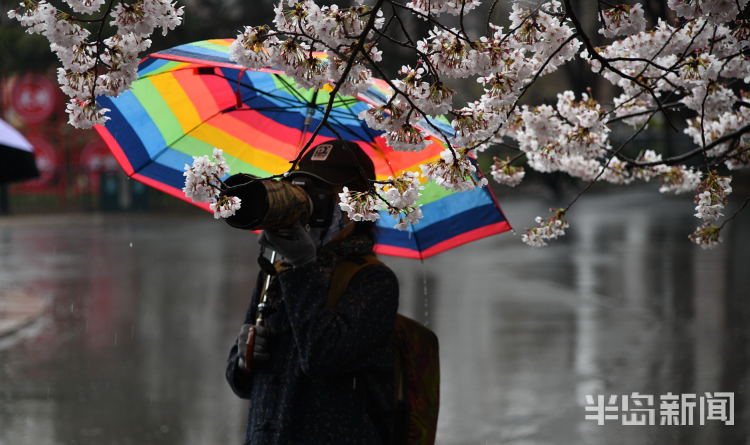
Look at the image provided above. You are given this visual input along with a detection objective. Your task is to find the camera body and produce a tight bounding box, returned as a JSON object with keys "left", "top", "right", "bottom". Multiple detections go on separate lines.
{"left": 288, "top": 176, "right": 335, "bottom": 229}
{"left": 221, "top": 173, "right": 335, "bottom": 231}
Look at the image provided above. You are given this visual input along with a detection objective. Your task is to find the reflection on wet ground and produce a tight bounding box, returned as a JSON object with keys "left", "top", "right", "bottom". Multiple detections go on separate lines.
{"left": 0, "top": 188, "right": 748, "bottom": 445}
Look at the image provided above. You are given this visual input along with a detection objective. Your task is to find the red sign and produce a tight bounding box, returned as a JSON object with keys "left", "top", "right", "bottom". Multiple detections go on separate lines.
{"left": 11, "top": 74, "right": 56, "bottom": 123}
{"left": 24, "top": 136, "right": 57, "bottom": 187}
{"left": 80, "top": 139, "right": 118, "bottom": 173}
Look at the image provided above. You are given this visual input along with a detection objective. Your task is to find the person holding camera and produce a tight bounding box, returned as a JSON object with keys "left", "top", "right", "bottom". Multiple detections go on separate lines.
{"left": 224, "top": 140, "right": 399, "bottom": 445}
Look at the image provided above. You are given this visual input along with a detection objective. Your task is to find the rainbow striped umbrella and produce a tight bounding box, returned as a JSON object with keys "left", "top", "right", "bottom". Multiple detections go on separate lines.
{"left": 95, "top": 39, "right": 511, "bottom": 259}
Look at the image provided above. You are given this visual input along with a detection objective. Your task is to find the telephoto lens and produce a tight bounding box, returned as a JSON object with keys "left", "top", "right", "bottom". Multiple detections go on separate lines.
{"left": 220, "top": 173, "right": 337, "bottom": 231}
{"left": 220, "top": 173, "right": 311, "bottom": 230}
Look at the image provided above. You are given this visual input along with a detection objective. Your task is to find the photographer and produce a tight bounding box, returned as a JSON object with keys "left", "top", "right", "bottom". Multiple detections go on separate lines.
{"left": 225, "top": 141, "right": 399, "bottom": 445}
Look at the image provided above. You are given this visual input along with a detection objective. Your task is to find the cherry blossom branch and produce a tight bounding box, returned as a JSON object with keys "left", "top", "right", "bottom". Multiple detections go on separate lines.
{"left": 91, "top": 0, "right": 117, "bottom": 98}
{"left": 287, "top": 0, "right": 387, "bottom": 172}
{"left": 357, "top": 45, "right": 459, "bottom": 160}
{"left": 627, "top": 121, "right": 750, "bottom": 167}
{"left": 564, "top": 108, "right": 660, "bottom": 213}
{"left": 562, "top": 0, "right": 679, "bottom": 131}
{"left": 719, "top": 194, "right": 750, "bottom": 230}
{"left": 486, "top": 0, "right": 501, "bottom": 37}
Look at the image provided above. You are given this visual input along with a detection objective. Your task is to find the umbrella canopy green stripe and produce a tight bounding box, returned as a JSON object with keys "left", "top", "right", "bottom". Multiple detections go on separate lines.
{"left": 420, "top": 181, "right": 454, "bottom": 204}
{"left": 131, "top": 80, "right": 185, "bottom": 147}
{"left": 140, "top": 60, "right": 184, "bottom": 78}
{"left": 192, "top": 40, "right": 232, "bottom": 54}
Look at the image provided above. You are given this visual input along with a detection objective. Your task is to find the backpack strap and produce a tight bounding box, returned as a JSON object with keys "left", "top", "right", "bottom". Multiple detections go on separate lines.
{"left": 325, "top": 254, "right": 400, "bottom": 444}
{"left": 326, "top": 254, "right": 383, "bottom": 308}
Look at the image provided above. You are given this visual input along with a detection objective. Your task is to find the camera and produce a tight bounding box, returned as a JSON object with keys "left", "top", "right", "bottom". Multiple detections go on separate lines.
{"left": 220, "top": 173, "right": 335, "bottom": 231}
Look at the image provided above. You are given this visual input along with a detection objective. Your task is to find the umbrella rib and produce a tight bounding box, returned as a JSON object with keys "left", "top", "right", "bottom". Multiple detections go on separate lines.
{"left": 274, "top": 75, "right": 318, "bottom": 105}
{"left": 222, "top": 73, "right": 314, "bottom": 109}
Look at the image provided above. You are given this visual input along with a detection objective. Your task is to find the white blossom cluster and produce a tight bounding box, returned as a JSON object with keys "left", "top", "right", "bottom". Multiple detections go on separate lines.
{"left": 8, "top": 0, "right": 183, "bottom": 128}
{"left": 657, "top": 165, "right": 703, "bottom": 194}
{"left": 405, "top": 0, "right": 481, "bottom": 17}
{"left": 522, "top": 209, "right": 569, "bottom": 248}
{"left": 685, "top": 94, "right": 750, "bottom": 170}
{"left": 183, "top": 148, "right": 241, "bottom": 219}
{"left": 492, "top": 2, "right": 749, "bottom": 248}
{"left": 693, "top": 172, "right": 732, "bottom": 220}
{"left": 338, "top": 187, "right": 382, "bottom": 222}
{"left": 376, "top": 171, "right": 424, "bottom": 230}
{"left": 490, "top": 157, "right": 525, "bottom": 187}
{"left": 598, "top": 4, "right": 646, "bottom": 38}
{"left": 581, "top": 14, "right": 750, "bottom": 169}
{"left": 669, "top": 0, "right": 749, "bottom": 25}
{"left": 420, "top": 148, "right": 488, "bottom": 192}
{"left": 613, "top": 94, "right": 651, "bottom": 128}
{"left": 338, "top": 171, "right": 424, "bottom": 230}
{"left": 354, "top": 1, "right": 580, "bottom": 154}
{"left": 688, "top": 222, "right": 723, "bottom": 249}
{"left": 230, "top": 2, "right": 384, "bottom": 95}
{"left": 506, "top": 91, "right": 614, "bottom": 179}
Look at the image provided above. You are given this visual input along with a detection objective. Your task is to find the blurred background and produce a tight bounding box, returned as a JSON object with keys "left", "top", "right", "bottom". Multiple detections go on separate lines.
{"left": 1, "top": 1, "right": 750, "bottom": 444}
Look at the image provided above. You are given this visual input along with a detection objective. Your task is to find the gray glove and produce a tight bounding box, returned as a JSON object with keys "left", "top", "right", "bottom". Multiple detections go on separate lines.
{"left": 237, "top": 324, "right": 277, "bottom": 371}
{"left": 258, "top": 220, "right": 317, "bottom": 267}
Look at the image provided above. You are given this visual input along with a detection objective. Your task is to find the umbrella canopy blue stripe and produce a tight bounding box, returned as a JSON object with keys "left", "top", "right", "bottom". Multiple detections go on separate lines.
{"left": 98, "top": 96, "right": 152, "bottom": 171}
{"left": 375, "top": 188, "right": 497, "bottom": 231}
{"left": 138, "top": 161, "right": 186, "bottom": 191}
{"left": 138, "top": 58, "right": 172, "bottom": 77}
{"left": 376, "top": 202, "right": 505, "bottom": 251}
{"left": 112, "top": 90, "right": 169, "bottom": 159}
{"left": 160, "top": 48, "right": 232, "bottom": 64}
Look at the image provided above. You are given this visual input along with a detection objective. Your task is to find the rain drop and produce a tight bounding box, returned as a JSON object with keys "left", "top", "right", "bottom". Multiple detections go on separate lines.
{"left": 129, "top": 242, "right": 133, "bottom": 248}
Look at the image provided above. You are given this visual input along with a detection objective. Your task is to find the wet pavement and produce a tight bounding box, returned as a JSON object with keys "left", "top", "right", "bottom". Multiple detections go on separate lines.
{"left": 0, "top": 187, "right": 748, "bottom": 445}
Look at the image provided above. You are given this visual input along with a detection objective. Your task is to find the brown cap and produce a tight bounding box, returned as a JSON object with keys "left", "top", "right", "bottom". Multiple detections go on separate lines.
{"left": 288, "top": 140, "right": 375, "bottom": 192}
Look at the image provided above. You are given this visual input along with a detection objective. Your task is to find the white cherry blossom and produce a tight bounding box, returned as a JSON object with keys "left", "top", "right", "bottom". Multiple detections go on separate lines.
{"left": 490, "top": 157, "right": 525, "bottom": 187}
{"left": 183, "top": 148, "right": 240, "bottom": 219}
{"left": 420, "top": 148, "right": 488, "bottom": 193}
{"left": 338, "top": 187, "right": 382, "bottom": 222}
{"left": 523, "top": 209, "right": 569, "bottom": 248}
{"left": 598, "top": 4, "right": 646, "bottom": 38}
{"left": 694, "top": 172, "right": 732, "bottom": 220}
{"left": 689, "top": 222, "right": 723, "bottom": 249}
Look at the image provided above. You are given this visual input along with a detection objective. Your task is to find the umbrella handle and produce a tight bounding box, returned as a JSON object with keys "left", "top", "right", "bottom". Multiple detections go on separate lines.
{"left": 244, "top": 319, "right": 264, "bottom": 372}
{"left": 245, "top": 249, "right": 275, "bottom": 372}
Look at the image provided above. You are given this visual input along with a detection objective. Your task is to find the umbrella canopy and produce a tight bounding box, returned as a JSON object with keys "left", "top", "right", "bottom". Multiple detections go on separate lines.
{"left": 0, "top": 118, "right": 39, "bottom": 184}
{"left": 95, "top": 39, "right": 511, "bottom": 259}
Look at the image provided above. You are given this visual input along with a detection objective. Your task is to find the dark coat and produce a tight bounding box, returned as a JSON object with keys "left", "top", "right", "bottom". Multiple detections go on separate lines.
{"left": 225, "top": 257, "right": 399, "bottom": 445}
